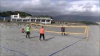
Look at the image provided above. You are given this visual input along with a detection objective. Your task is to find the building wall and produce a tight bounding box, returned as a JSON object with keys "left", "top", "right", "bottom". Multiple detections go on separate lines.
{"left": 10, "top": 14, "right": 52, "bottom": 24}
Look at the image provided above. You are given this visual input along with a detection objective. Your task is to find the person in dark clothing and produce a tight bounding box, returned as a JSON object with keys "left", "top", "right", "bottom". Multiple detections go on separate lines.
{"left": 61, "top": 25, "right": 65, "bottom": 35}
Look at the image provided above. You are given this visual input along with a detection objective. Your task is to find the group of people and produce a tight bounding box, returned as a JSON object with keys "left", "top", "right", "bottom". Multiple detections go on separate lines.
{"left": 21, "top": 25, "right": 45, "bottom": 41}
{"left": 21, "top": 25, "right": 66, "bottom": 41}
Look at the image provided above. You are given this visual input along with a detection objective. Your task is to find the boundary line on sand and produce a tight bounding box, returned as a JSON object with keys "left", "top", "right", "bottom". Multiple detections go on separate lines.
{"left": 98, "top": 25, "right": 100, "bottom": 47}
{"left": 0, "top": 45, "right": 28, "bottom": 56}
{"left": 49, "top": 38, "right": 85, "bottom": 56}
{"left": 92, "top": 26, "right": 99, "bottom": 47}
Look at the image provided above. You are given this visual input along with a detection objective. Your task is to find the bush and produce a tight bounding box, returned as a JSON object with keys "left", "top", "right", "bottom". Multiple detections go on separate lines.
{"left": 7, "top": 20, "right": 10, "bottom": 22}
{"left": 80, "top": 21, "right": 98, "bottom": 25}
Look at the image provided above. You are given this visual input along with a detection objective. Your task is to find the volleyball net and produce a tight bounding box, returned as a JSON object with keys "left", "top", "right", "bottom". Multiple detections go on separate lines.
{"left": 30, "top": 23, "right": 89, "bottom": 41}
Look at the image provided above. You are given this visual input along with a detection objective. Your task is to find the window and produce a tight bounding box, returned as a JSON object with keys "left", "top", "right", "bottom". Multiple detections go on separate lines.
{"left": 31, "top": 19, "right": 35, "bottom": 21}
{"left": 37, "top": 19, "right": 40, "bottom": 22}
{"left": 42, "top": 20, "right": 45, "bottom": 22}
{"left": 46, "top": 20, "right": 50, "bottom": 22}
{"left": 23, "top": 19, "right": 27, "bottom": 22}
{"left": 17, "top": 19, "right": 21, "bottom": 22}
{"left": 14, "top": 16, "right": 18, "bottom": 18}
{"left": 12, "top": 19, "right": 16, "bottom": 21}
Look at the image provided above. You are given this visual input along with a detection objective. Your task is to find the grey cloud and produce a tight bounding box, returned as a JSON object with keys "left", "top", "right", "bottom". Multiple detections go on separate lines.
{"left": 0, "top": 0, "right": 100, "bottom": 16}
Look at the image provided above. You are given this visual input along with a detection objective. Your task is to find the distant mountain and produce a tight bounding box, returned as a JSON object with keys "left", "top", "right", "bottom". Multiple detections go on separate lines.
{"left": 52, "top": 15, "right": 100, "bottom": 22}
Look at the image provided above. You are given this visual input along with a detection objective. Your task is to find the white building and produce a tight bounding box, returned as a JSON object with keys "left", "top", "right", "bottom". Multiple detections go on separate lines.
{"left": 10, "top": 14, "right": 52, "bottom": 24}
{"left": 96, "top": 22, "right": 100, "bottom": 25}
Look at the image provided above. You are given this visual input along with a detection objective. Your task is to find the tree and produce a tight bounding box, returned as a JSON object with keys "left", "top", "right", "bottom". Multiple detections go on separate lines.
{"left": 0, "top": 11, "right": 32, "bottom": 17}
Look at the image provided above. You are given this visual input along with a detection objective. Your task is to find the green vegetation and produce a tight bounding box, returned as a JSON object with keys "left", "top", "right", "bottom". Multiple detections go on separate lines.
{"left": 0, "top": 11, "right": 32, "bottom": 17}
{"left": 80, "top": 21, "right": 98, "bottom": 25}
{"left": 51, "top": 21, "right": 99, "bottom": 25}
{"left": 0, "top": 11, "right": 53, "bottom": 18}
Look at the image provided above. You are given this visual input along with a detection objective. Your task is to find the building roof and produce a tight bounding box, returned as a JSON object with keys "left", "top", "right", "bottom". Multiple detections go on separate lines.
{"left": 14, "top": 17, "right": 52, "bottom": 20}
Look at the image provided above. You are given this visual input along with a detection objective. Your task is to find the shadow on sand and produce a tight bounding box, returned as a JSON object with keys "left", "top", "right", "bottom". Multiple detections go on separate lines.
{"left": 45, "top": 37, "right": 55, "bottom": 41}
{"left": 30, "top": 36, "right": 39, "bottom": 39}
{"left": 49, "top": 37, "right": 85, "bottom": 56}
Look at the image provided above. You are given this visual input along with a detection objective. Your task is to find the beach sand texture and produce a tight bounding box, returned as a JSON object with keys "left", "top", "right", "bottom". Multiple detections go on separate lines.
{"left": 0, "top": 23, "right": 100, "bottom": 56}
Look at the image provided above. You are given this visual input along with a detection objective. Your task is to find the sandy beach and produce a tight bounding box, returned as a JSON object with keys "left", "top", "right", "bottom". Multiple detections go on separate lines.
{"left": 0, "top": 23, "right": 100, "bottom": 56}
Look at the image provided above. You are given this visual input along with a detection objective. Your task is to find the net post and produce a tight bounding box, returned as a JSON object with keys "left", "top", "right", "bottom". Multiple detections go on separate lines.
{"left": 86, "top": 26, "right": 89, "bottom": 41}
{"left": 30, "top": 23, "right": 33, "bottom": 30}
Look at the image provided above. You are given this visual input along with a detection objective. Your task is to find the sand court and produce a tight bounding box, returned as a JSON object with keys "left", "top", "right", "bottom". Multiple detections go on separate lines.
{"left": 0, "top": 23, "right": 99, "bottom": 56}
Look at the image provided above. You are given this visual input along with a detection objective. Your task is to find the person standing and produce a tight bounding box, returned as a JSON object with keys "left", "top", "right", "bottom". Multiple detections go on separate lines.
{"left": 21, "top": 28, "right": 25, "bottom": 33}
{"left": 40, "top": 26, "right": 45, "bottom": 41}
{"left": 61, "top": 25, "right": 65, "bottom": 35}
{"left": 26, "top": 25, "right": 30, "bottom": 38}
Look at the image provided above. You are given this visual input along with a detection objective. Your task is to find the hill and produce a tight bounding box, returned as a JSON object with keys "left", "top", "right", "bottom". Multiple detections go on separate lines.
{"left": 53, "top": 15, "right": 100, "bottom": 22}
{"left": 0, "top": 11, "right": 32, "bottom": 17}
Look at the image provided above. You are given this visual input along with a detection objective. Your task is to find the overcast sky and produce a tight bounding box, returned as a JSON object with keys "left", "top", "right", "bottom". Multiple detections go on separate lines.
{"left": 0, "top": 0, "right": 100, "bottom": 16}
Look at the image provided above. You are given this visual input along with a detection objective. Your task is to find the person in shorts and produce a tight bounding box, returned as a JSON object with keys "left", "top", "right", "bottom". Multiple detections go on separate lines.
{"left": 61, "top": 25, "right": 65, "bottom": 35}
{"left": 26, "top": 25, "right": 30, "bottom": 38}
